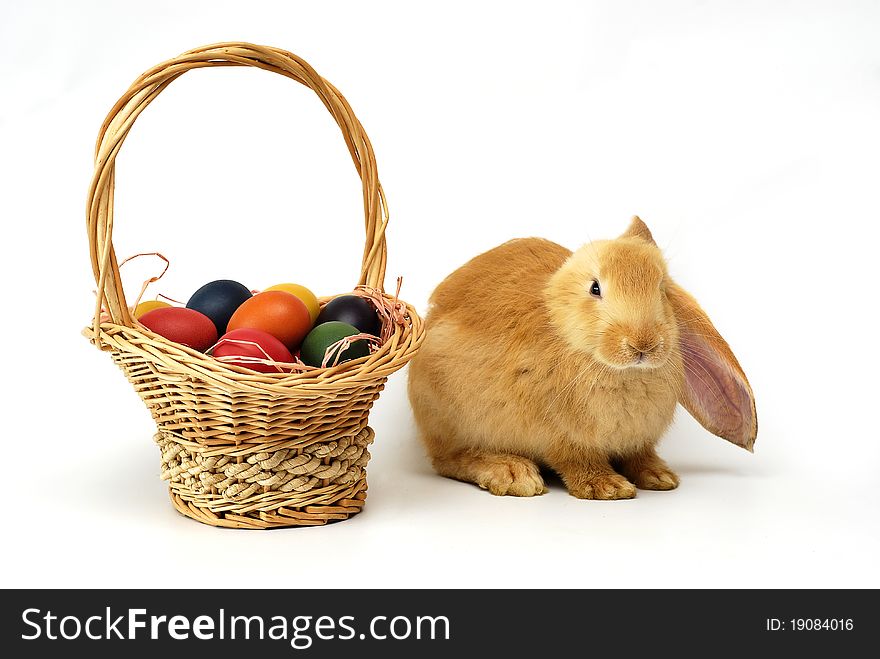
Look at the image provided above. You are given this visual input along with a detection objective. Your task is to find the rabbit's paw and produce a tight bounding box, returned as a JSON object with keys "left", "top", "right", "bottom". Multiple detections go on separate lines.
{"left": 568, "top": 472, "right": 636, "bottom": 500}
{"left": 630, "top": 467, "right": 679, "bottom": 491}
{"left": 476, "top": 456, "right": 547, "bottom": 497}
{"left": 616, "top": 452, "right": 680, "bottom": 491}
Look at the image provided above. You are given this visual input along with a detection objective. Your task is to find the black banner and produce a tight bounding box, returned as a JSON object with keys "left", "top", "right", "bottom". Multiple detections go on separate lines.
{"left": 1, "top": 589, "right": 872, "bottom": 656}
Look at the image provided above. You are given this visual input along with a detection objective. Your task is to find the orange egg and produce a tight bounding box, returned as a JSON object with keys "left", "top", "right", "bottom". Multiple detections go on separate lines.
{"left": 134, "top": 299, "right": 171, "bottom": 319}
{"left": 227, "top": 290, "right": 312, "bottom": 350}
{"left": 264, "top": 283, "right": 320, "bottom": 322}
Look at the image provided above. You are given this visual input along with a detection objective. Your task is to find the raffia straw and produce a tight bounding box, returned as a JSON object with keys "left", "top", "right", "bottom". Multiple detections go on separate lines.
{"left": 206, "top": 338, "right": 293, "bottom": 374}
{"left": 205, "top": 329, "right": 383, "bottom": 373}
{"left": 321, "top": 333, "right": 383, "bottom": 368}
{"left": 353, "top": 277, "right": 406, "bottom": 343}
{"left": 94, "top": 251, "right": 172, "bottom": 323}
{"left": 204, "top": 337, "right": 366, "bottom": 375}
{"left": 118, "top": 252, "right": 171, "bottom": 311}
{"left": 156, "top": 293, "right": 185, "bottom": 305}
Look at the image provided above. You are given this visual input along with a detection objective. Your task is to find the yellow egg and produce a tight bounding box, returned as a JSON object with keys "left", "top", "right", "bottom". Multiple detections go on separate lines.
{"left": 134, "top": 299, "right": 171, "bottom": 319}
{"left": 264, "top": 283, "right": 320, "bottom": 323}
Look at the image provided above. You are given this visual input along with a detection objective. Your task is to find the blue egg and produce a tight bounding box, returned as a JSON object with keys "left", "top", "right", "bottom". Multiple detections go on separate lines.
{"left": 186, "top": 280, "right": 252, "bottom": 335}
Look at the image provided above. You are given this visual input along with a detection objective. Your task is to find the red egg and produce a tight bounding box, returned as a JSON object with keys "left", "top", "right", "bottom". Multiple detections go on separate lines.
{"left": 212, "top": 328, "right": 294, "bottom": 373}
{"left": 227, "top": 290, "right": 312, "bottom": 350}
{"left": 139, "top": 307, "right": 218, "bottom": 352}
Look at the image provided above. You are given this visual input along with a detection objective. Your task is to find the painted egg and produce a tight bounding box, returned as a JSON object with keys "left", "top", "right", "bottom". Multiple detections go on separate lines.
{"left": 139, "top": 307, "right": 218, "bottom": 352}
{"left": 300, "top": 321, "right": 371, "bottom": 367}
{"left": 212, "top": 328, "right": 293, "bottom": 373}
{"left": 264, "top": 283, "right": 320, "bottom": 323}
{"left": 315, "top": 295, "right": 381, "bottom": 336}
{"left": 133, "top": 299, "right": 171, "bottom": 319}
{"left": 186, "top": 279, "right": 252, "bottom": 335}
{"left": 227, "top": 290, "right": 312, "bottom": 350}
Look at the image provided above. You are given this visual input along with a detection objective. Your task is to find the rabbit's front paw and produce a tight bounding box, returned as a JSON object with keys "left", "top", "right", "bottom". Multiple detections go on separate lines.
{"left": 616, "top": 451, "right": 680, "bottom": 491}
{"left": 567, "top": 472, "right": 636, "bottom": 500}
{"left": 630, "top": 467, "right": 679, "bottom": 490}
{"left": 476, "top": 455, "right": 547, "bottom": 497}
{"left": 433, "top": 451, "right": 548, "bottom": 497}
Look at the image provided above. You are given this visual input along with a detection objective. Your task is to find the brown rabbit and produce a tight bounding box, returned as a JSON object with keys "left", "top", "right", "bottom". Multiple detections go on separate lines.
{"left": 407, "top": 217, "right": 757, "bottom": 499}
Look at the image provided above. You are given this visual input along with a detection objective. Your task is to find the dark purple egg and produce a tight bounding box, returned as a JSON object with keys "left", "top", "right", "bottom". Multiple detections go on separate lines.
{"left": 315, "top": 295, "right": 381, "bottom": 336}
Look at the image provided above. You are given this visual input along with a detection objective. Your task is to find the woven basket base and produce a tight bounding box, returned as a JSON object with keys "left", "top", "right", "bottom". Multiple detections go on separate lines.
{"left": 168, "top": 480, "right": 368, "bottom": 529}
{"left": 158, "top": 426, "right": 373, "bottom": 529}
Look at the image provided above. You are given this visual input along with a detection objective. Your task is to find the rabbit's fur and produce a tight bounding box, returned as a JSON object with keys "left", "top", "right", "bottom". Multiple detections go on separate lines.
{"left": 407, "top": 217, "right": 757, "bottom": 499}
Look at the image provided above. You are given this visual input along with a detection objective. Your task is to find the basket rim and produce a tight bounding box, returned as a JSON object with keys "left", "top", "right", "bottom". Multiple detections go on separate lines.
{"left": 84, "top": 298, "right": 424, "bottom": 395}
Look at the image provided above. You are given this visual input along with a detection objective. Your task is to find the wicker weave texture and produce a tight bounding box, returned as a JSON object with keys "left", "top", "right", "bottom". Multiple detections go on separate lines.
{"left": 84, "top": 43, "right": 424, "bottom": 529}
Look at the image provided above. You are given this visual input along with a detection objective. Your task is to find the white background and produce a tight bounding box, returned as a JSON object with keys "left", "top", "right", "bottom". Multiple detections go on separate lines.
{"left": 2, "top": 0, "right": 878, "bottom": 588}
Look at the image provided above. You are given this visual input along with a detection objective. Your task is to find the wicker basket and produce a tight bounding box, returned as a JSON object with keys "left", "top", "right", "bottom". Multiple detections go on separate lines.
{"left": 83, "top": 43, "right": 424, "bottom": 529}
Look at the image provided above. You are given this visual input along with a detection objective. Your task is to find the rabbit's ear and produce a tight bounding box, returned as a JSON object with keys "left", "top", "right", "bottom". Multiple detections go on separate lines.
{"left": 667, "top": 282, "right": 758, "bottom": 451}
{"left": 620, "top": 215, "right": 657, "bottom": 245}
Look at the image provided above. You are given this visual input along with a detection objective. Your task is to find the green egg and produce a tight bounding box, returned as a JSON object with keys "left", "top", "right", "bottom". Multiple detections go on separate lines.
{"left": 300, "top": 321, "right": 370, "bottom": 367}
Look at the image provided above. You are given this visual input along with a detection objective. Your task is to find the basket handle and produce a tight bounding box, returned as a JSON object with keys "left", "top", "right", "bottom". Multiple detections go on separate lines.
{"left": 87, "top": 42, "right": 389, "bottom": 335}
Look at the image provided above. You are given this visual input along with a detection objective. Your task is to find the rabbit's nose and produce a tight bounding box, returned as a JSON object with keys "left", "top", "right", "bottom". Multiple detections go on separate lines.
{"left": 626, "top": 336, "right": 662, "bottom": 356}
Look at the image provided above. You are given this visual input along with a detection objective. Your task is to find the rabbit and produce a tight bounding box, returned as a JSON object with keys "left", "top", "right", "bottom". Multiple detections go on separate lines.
{"left": 407, "top": 216, "right": 757, "bottom": 499}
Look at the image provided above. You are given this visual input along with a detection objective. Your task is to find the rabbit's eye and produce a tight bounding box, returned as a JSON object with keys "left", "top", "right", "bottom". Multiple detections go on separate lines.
{"left": 589, "top": 280, "right": 602, "bottom": 299}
